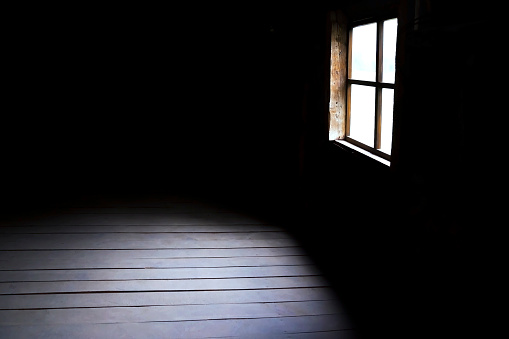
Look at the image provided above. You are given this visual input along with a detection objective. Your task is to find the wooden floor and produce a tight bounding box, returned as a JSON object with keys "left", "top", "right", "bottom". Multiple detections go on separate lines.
{"left": 0, "top": 195, "right": 359, "bottom": 338}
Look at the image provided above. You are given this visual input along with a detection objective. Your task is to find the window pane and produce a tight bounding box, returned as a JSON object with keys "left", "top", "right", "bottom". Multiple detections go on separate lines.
{"left": 351, "top": 23, "right": 376, "bottom": 81}
{"left": 349, "top": 84, "right": 375, "bottom": 147}
{"left": 382, "top": 18, "right": 398, "bottom": 83}
{"left": 380, "top": 88, "right": 394, "bottom": 154}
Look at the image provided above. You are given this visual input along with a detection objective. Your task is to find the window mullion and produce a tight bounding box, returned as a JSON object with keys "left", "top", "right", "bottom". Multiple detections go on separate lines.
{"left": 346, "top": 83, "right": 351, "bottom": 136}
{"left": 375, "top": 87, "right": 382, "bottom": 150}
{"left": 376, "top": 21, "right": 383, "bottom": 83}
{"left": 374, "top": 21, "right": 384, "bottom": 150}
{"left": 346, "top": 29, "right": 353, "bottom": 137}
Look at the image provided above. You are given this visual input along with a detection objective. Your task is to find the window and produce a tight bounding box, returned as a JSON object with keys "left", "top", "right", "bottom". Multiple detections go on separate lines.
{"left": 347, "top": 18, "right": 397, "bottom": 161}
{"left": 328, "top": 13, "right": 398, "bottom": 165}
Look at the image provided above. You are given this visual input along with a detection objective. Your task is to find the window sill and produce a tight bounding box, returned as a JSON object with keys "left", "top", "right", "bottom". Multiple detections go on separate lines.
{"left": 333, "top": 140, "right": 390, "bottom": 167}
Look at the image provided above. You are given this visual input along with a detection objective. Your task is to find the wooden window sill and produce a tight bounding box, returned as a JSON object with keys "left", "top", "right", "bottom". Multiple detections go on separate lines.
{"left": 333, "top": 140, "right": 390, "bottom": 167}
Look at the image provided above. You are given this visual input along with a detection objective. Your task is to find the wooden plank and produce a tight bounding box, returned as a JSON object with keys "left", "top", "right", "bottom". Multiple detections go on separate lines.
{"left": 0, "top": 247, "right": 304, "bottom": 261}
{"left": 0, "top": 225, "right": 284, "bottom": 233}
{"left": 0, "top": 266, "right": 320, "bottom": 283}
{"left": 69, "top": 231, "right": 288, "bottom": 240}
{"left": 0, "top": 314, "right": 351, "bottom": 338}
{"left": 0, "top": 238, "right": 296, "bottom": 250}
{"left": 0, "top": 276, "right": 330, "bottom": 294}
{"left": 0, "top": 233, "right": 293, "bottom": 243}
{"left": 0, "top": 255, "right": 313, "bottom": 270}
{"left": 0, "top": 230, "right": 288, "bottom": 240}
{"left": 0, "top": 300, "right": 344, "bottom": 325}
{"left": 6, "top": 213, "right": 268, "bottom": 226}
{"left": 0, "top": 287, "right": 339, "bottom": 310}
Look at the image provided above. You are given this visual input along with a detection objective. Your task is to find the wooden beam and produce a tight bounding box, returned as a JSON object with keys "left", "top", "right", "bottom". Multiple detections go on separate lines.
{"left": 328, "top": 10, "right": 348, "bottom": 140}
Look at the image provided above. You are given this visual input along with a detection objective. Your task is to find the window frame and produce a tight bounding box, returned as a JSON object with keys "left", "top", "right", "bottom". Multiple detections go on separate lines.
{"left": 345, "top": 15, "right": 397, "bottom": 162}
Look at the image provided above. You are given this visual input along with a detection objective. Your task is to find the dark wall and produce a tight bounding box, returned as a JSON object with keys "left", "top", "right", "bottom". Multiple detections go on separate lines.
{"left": 3, "top": 3, "right": 327, "bottom": 213}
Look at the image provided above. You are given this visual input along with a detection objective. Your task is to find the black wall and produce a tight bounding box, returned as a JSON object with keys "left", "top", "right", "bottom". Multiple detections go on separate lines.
{"left": 3, "top": 3, "right": 326, "bottom": 213}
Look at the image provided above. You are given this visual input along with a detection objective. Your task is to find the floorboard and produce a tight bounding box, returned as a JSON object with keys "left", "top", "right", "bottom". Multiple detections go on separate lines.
{"left": 0, "top": 266, "right": 320, "bottom": 282}
{"left": 0, "top": 256, "right": 312, "bottom": 270}
{"left": 0, "top": 288, "right": 340, "bottom": 310}
{"left": 0, "top": 238, "right": 296, "bottom": 250}
{"left": 0, "top": 225, "right": 284, "bottom": 233}
{"left": 0, "top": 315, "right": 353, "bottom": 338}
{"left": 0, "top": 276, "right": 332, "bottom": 294}
{"left": 0, "top": 247, "right": 303, "bottom": 260}
{"left": 0, "top": 300, "right": 343, "bottom": 325}
{"left": 0, "top": 196, "right": 359, "bottom": 338}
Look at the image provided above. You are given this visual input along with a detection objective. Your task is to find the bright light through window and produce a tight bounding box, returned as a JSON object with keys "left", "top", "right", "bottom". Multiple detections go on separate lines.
{"left": 382, "top": 18, "right": 397, "bottom": 84}
{"left": 380, "top": 88, "right": 394, "bottom": 154}
{"left": 347, "top": 18, "right": 397, "bottom": 159}
{"left": 351, "top": 23, "right": 376, "bottom": 81}
{"left": 349, "top": 84, "right": 375, "bottom": 147}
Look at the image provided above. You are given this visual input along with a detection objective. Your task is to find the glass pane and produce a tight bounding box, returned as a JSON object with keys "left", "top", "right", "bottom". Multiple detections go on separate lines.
{"left": 351, "top": 23, "right": 376, "bottom": 81}
{"left": 349, "top": 84, "right": 375, "bottom": 147}
{"left": 379, "top": 88, "right": 394, "bottom": 154}
{"left": 382, "top": 18, "right": 398, "bottom": 83}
